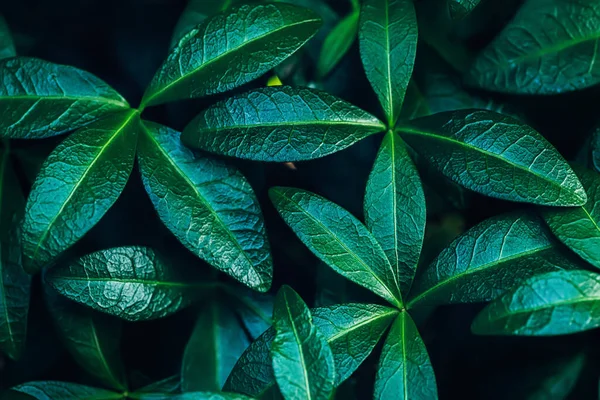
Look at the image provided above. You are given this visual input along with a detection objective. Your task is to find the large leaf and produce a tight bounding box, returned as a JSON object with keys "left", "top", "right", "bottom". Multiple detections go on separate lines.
{"left": 408, "top": 212, "right": 582, "bottom": 308}
{"left": 270, "top": 187, "right": 402, "bottom": 307}
{"left": 138, "top": 121, "right": 272, "bottom": 292}
{"left": 448, "top": 0, "right": 481, "bottom": 19}
{"left": 224, "top": 303, "right": 397, "bottom": 397}
{"left": 359, "top": 0, "right": 418, "bottom": 126}
{"left": 45, "top": 246, "right": 205, "bottom": 321}
{"left": 271, "top": 286, "right": 335, "bottom": 400}
{"left": 0, "top": 57, "right": 129, "bottom": 139}
{"left": 21, "top": 110, "right": 139, "bottom": 272}
{"left": 543, "top": 166, "right": 600, "bottom": 269}
{"left": 0, "top": 15, "right": 16, "bottom": 59}
{"left": 374, "top": 312, "right": 437, "bottom": 400}
{"left": 364, "top": 131, "right": 425, "bottom": 296}
{"left": 317, "top": 10, "right": 359, "bottom": 78}
{"left": 472, "top": 270, "right": 600, "bottom": 336}
{"left": 466, "top": 0, "right": 600, "bottom": 94}
{"left": 10, "top": 381, "right": 123, "bottom": 400}
{"left": 399, "top": 110, "right": 587, "bottom": 206}
{"left": 141, "top": 3, "right": 321, "bottom": 107}
{"left": 181, "top": 86, "right": 385, "bottom": 162}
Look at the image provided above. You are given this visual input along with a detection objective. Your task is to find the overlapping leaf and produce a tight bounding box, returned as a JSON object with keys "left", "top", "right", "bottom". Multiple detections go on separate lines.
{"left": 0, "top": 15, "right": 16, "bottom": 59}
{"left": 317, "top": 11, "right": 359, "bottom": 78}
{"left": 448, "top": 0, "right": 481, "bottom": 19}
{"left": 10, "top": 381, "right": 123, "bottom": 400}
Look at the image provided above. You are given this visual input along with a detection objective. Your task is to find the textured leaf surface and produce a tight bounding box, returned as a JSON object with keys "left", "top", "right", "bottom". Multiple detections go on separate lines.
{"left": 359, "top": 0, "right": 418, "bottom": 126}
{"left": 46, "top": 246, "right": 203, "bottom": 321}
{"left": 317, "top": 11, "right": 358, "bottom": 78}
{"left": 0, "top": 15, "right": 16, "bottom": 59}
{"left": 399, "top": 110, "right": 587, "bottom": 206}
{"left": 270, "top": 187, "right": 401, "bottom": 307}
{"left": 138, "top": 121, "right": 272, "bottom": 291}
{"left": 472, "top": 270, "right": 600, "bottom": 336}
{"left": 374, "top": 312, "right": 437, "bottom": 400}
{"left": 0, "top": 57, "right": 128, "bottom": 139}
{"left": 271, "top": 286, "right": 335, "bottom": 400}
{"left": 466, "top": 0, "right": 600, "bottom": 94}
{"left": 142, "top": 3, "right": 321, "bottom": 107}
{"left": 448, "top": 0, "right": 481, "bottom": 19}
{"left": 182, "top": 86, "right": 385, "bottom": 162}
{"left": 408, "top": 212, "right": 582, "bottom": 308}
{"left": 21, "top": 110, "right": 138, "bottom": 272}
{"left": 11, "top": 381, "right": 122, "bottom": 400}
{"left": 364, "top": 131, "right": 425, "bottom": 296}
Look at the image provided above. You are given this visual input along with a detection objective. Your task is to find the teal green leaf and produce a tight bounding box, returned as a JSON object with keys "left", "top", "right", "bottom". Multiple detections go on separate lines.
{"left": 46, "top": 246, "right": 205, "bottom": 321}
{"left": 139, "top": 393, "right": 255, "bottom": 400}
{"left": 466, "top": 0, "right": 600, "bottom": 94}
{"left": 317, "top": 11, "right": 359, "bottom": 78}
{"left": 448, "top": 0, "right": 481, "bottom": 19}
{"left": 0, "top": 57, "right": 129, "bottom": 139}
{"left": 225, "top": 286, "right": 273, "bottom": 339}
{"left": 11, "top": 381, "right": 123, "bottom": 400}
{"left": 592, "top": 128, "right": 600, "bottom": 173}
{"left": 359, "top": 0, "right": 418, "bottom": 126}
{"left": 543, "top": 166, "right": 600, "bottom": 269}
{"left": 408, "top": 212, "right": 583, "bottom": 308}
{"left": 399, "top": 110, "right": 587, "bottom": 206}
{"left": 21, "top": 110, "right": 139, "bottom": 272}
{"left": 364, "top": 130, "right": 425, "bottom": 296}
{"left": 472, "top": 270, "right": 600, "bottom": 336}
{"left": 374, "top": 312, "right": 438, "bottom": 400}
{"left": 132, "top": 375, "right": 181, "bottom": 396}
{"left": 141, "top": 3, "right": 321, "bottom": 107}
{"left": 271, "top": 286, "right": 335, "bottom": 400}
{"left": 526, "top": 353, "right": 585, "bottom": 400}
{"left": 270, "top": 187, "right": 401, "bottom": 307}
{"left": 181, "top": 86, "right": 385, "bottom": 162}
{"left": 0, "top": 15, "right": 16, "bottom": 59}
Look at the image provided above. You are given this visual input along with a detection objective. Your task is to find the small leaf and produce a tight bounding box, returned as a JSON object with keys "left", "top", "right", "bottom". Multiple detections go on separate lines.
{"left": 45, "top": 246, "right": 206, "bottom": 321}
{"left": 592, "top": 128, "right": 600, "bottom": 173}
{"left": 226, "top": 286, "right": 273, "bottom": 339}
{"left": 359, "top": 0, "right": 418, "bottom": 126}
{"left": 10, "top": 381, "right": 123, "bottom": 400}
{"left": 181, "top": 86, "right": 385, "bottom": 162}
{"left": 0, "top": 57, "right": 129, "bottom": 139}
{"left": 364, "top": 131, "right": 425, "bottom": 296}
{"left": 0, "top": 14, "right": 16, "bottom": 59}
{"left": 448, "top": 0, "right": 481, "bottom": 19}
{"left": 526, "top": 353, "right": 585, "bottom": 400}
{"left": 399, "top": 110, "right": 587, "bottom": 206}
{"left": 374, "top": 312, "right": 438, "bottom": 400}
{"left": 317, "top": 11, "right": 359, "bottom": 78}
{"left": 21, "top": 110, "right": 139, "bottom": 272}
{"left": 142, "top": 3, "right": 321, "bottom": 107}
{"left": 138, "top": 121, "right": 272, "bottom": 292}
{"left": 270, "top": 187, "right": 402, "bottom": 307}
{"left": 472, "top": 270, "right": 600, "bottom": 336}
{"left": 133, "top": 375, "right": 182, "bottom": 396}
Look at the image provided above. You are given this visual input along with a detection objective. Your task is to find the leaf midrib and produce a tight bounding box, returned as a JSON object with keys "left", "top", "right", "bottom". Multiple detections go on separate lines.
{"left": 196, "top": 119, "right": 386, "bottom": 133}
{"left": 0, "top": 95, "right": 128, "bottom": 108}
{"left": 283, "top": 295, "right": 312, "bottom": 400}
{"left": 89, "top": 319, "right": 125, "bottom": 391}
{"left": 51, "top": 275, "right": 206, "bottom": 288}
{"left": 490, "top": 295, "right": 600, "bottom": 324}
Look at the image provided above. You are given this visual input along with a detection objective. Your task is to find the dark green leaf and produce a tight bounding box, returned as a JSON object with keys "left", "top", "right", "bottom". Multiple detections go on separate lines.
{"left": 0, "top": 15, "right": 16, "bottom": 59}
{"left": 225, "top": 286, "right": 273, "bottom": 340}
{"left": 399, "top": 110, "right": 587, "bottom": 206}
{"left": 592, "top": 128, "right": 600, "bottom": 173}
{"left": 526, "top": 353, "right": 585, "bottom": 400}
{"left": 472, "top": 270, "right": 600, "bottom": 336}
{"left": 133, "top": 375, "right": 182, "bottom": 396}
{"left": 142, "top": 3, "right": 321, "bottom": 107}
{"left": 11, "top": 381, "right": 123, "bottom": 400}
{"left": 139, "top": 393, "right": 255, "bottom": 400}
{"left": 448, "top": 0, "right": 481, "bottom": 19}
{"left": 0, "top": 57, "right": 129, "bottom": 139}
{"left": 181, "top": 86, "right": 385, "bottom": 162}
{"left": 317, "top": 11, "right": 359, "bottom": 78}
{"left": 138, "top": 121, "right": 272, "bottom": 292}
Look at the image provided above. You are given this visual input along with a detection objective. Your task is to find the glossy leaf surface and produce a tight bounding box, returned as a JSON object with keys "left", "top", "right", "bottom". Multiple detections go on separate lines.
{"left": 0, "top": 15, "right": 16, "bottom": 59}
{"left": 317, "top": 11, "right": 358, "bottom": 78}
{"left": 11, "top": 381, "right": 122, "bottom": 400}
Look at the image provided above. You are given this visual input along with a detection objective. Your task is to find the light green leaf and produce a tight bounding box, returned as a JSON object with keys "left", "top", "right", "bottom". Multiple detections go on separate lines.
{"left": 374, "top": 312, "right": 438, "bottom": 400}
{"left": 181, "top": 86, "right": 385, "bottom": 162}
{"left": 270, "top": 187, "right": 401, "bottom": 307}
{"left": 45, "top": 246, "right": 206, "bottom": 321}
{"left": 0, "top": 57, "right": 129, "bottom": 139}
{"left": 359, "top": 0, "right": 417, "bottom": 126}
{"left": 21, "top": 109, "right": 139, "bottom": 272}
{"left": 11, "top": 381, "right": 123, "bottom": 400}
{"left": 142, "top": 3, "right": 321, "bottom": 107}
{"left": 271, "top": 286, "right": 335, "bottom": 400}
{"left": 364, "top": 131, "right": 425, "bottom": 296}
{"left": 466, "top": 0, "right": 600, "bottom": 94}
{"left": 0, "top": 15, "right": 16, "bottom": 59}
{"left": 472, "top": 270, "right": 600, "bottom": 336}
{"left": 317, "top": 11, "right": 359, "bottom": 78}
{"left": 398, "top": 110, "right": 587, "bottom": 206}
{"left": 448, "top": 0, "right": 481, "bottom": 19}
{"left": 138, "top": 121, "right": 272, "bottom": 292}
{"left": 408, "top": 212, "right": 583, "bottom": 308}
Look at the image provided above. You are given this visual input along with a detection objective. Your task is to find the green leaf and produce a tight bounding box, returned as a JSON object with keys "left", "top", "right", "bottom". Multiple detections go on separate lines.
{"left": 138, "top": 121, "right": 271, "bottom": 292}
{"left": 182, "top": 300, "right": 250, "bottom": 392}
{"left": 526, "top": 353, "right": 585, "bottom": 400}
{"left": 21, "top": 109, "right": 139, "bottom": 272}
{"left": 181, "top": 86, "right": 385, "bottom": 162}
{"left": 11, "top": 381, "right": 123, "bottom": 400}
{"left": 317, "top": 11, "right": 359, "bottom": 78}
{"left": 472, "top": 270, "right": 600, "bottom": 336}
{"left": 132, "top": 375, "right": 182, "bottom": 397}
{"left": 271, "top": 286, "right": 335, "bottom": 400}
{"left": 364, "top": 131, "right": 425, "bottom": 296}
{"left": 398, "top": 110, "right": 587, "bottom": 206}
{"left": 270, "top": 187, "right": 402, "bottom": 307}
{"left": 45, "top": 246, "right": 206, "bottom": 321}
{"left": 141, "top": 3, "right": 321, "bottom": 107}
{"left": 408, "top": 212, "right": 583, "bottom": 308}
{"left": 0, "top": 15, "right": 16, "bottom": 59}
{"left": 224, "top": 303, "right": 397, "bottom": 397}
{"left": 542, "top": 166, "right": 600, "bottom": 269}
{"left": 0, "top": 57, "right": 129, "bottom": 139}
{"left": 359, "top": 0, "right": 418, "bottom": 126}
{"left": 225, "top": 286, "right": 273, "bottom": 340}
{"left": 466, "top": 0, "right": 600, "bottom": 94}
{"left": 592, "top": 128, "right": 600, "bottom": 173}
{"left": 448, "top": 0, "right": 481, "bottom": 19}
{"left": 139, "top": 393, "right": 255, "bottom": 400}
{"left": 374, "top": 312, "right": 438, "bottom": 400}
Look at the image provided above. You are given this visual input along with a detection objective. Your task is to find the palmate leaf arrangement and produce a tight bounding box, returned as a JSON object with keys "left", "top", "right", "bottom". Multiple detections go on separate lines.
{"left": 2, "top": 0, "right": 600, "bottom": 399}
